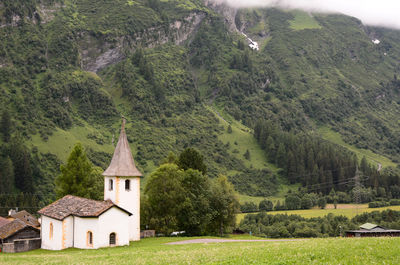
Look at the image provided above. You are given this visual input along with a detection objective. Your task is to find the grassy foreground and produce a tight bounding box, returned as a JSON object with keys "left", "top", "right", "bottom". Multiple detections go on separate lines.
{"left": 1, "top": 237, "right": 399, "bottom": 264}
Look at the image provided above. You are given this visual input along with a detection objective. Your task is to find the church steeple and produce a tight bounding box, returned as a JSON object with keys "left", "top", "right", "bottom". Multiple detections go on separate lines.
{"left": 103, "top": 117, "right": 142, "bottom": 177}
{"left": 103, "top": 117, "right": 142, "bottom": 242}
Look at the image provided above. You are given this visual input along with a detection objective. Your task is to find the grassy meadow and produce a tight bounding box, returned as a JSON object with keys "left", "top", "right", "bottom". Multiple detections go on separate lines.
{"left": 1, "top": 237, "right": 399, "bottom": 264}
{"left": 237, "top": 205, "right": 400, "bottom": 224}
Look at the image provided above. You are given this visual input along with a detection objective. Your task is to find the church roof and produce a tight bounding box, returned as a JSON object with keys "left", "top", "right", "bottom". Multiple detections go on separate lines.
{"left": 103, "top": 119, "right": 142, "bottom": 177}
{"left": 38, "top": 195, "right": 132, "bottom": 221}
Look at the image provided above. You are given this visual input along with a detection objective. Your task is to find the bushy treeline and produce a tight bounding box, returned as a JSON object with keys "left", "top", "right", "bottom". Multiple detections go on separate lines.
{"left": 239, "top": 210, "right": 400, "bottom": 238}
{"left": 142, "top": 149, "right": 240, "bottom": 236}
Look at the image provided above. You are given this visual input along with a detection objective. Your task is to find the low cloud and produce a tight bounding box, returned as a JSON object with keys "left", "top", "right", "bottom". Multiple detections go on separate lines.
{"left": 212, "top": 0, "right": 400, "bottom": 29}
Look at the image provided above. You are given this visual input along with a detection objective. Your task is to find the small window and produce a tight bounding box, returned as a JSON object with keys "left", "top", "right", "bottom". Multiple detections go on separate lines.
{"left": 87, "top": 231, "right": 93, "bottom": 247}
{"left": 109, "top": 232, "right": 116, "bottom": 246}
{"left": 125, "top": 179, "right": 130, "bottom": 191}
{"left": 49, "top": 222, "right": 53, "bottom": 240}
{"left": 109, "top": 179, "right": 113, "bottom": 191}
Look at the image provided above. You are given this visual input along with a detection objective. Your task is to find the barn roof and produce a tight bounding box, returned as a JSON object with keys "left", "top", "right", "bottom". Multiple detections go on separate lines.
{"left": 0, "top": 216, "right": 11, "bottom": 228}
{"left": 0, "top": 219, "right": 39, "bottom": 240}
{"left": 360, "top": 223, "right": 380, "bottom": 230}
{"left": 37, "top": 195, "right": 132, "bottom": 221}
{"left": 8, "top": 210, "right": 40, "bottom": 228}
{"left": 103, "top": 118, "right": 142, "bottom": 178}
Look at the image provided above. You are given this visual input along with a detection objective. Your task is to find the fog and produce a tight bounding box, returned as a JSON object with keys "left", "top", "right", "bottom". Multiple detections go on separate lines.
{"left": 212, "top": 0, "right": 400, "bottom": 29}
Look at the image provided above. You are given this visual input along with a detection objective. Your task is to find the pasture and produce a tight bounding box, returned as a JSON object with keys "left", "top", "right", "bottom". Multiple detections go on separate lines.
{"left": 237, "top": 204, "right": 400, "bottom": 223}
{"left": 1, "top": 236, "right": 399, "bottom": 264}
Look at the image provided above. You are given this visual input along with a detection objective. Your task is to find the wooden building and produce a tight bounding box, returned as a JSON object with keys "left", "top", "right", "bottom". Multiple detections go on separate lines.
{"left": 0, "top": 219, "right": 41, "bottom": 253}
{"left": 346, "top": 223, "right": 400, "bottom": 237}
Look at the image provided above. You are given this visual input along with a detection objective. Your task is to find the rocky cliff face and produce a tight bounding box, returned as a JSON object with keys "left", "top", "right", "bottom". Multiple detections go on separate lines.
{"left": 203, "top": 0, "right": 238, "bottom": 32}
{"left": 80, "top": 12, "right": 206, "bottom": 73}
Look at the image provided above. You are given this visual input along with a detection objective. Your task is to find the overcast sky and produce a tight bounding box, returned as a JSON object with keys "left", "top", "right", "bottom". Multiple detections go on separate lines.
{"left": 212, "top": 0, "right": 400, "bottom": 29}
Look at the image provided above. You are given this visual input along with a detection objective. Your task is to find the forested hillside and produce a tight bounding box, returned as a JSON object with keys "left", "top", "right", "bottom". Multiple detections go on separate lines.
{"left": 1, "top": 0, "right": 400, "bottom": 211}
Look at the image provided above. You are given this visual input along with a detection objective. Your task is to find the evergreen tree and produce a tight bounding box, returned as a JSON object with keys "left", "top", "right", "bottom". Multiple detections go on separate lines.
{"left": 276, "top": 143, "right": 286, "bottom": 168}
{"left": 259, "top": 199, "right": 273, "bottom": 211}
{"left": 0, "top": 156, "right": 14, "bottom": 194}
{"left": 55, "top": 143, "right": 103, "bottom": 199}
{"left": 227, "top": 124, "right": 232, "bottom": 134}
{"left": 0, "top": 110, "right": 11, "bottom": 142}
{"left": 178, "top": 148, "right": 207, "bottom": 175}
{"left": 244, "top": 149, "right": 250, "bottom": 160}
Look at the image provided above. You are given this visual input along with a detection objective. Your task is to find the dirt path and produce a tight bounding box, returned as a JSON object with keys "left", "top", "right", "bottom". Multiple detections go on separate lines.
{"left": 166, "top": 238, "right": 303, "bottom": 245}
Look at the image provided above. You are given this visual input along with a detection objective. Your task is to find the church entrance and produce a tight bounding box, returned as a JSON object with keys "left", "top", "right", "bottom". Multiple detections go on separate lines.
{"left": 109, "top": 233, "right": 116, "bottom": 246}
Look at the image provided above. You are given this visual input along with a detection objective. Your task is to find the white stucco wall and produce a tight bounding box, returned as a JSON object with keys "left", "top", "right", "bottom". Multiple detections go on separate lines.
{"left": 74, "top": 217, "right": 99, "bottom": 249}
{"left": 98, "top": 207, "right": 130, "bottom": 248}
{"left": 104, "top": 176, "right": 116, "bottom": 202}
{"left": 41, "top": 216, "right": 63, "bottom": 250}
{"left": 104, "top": 176, "right": 141, "bottom": 241}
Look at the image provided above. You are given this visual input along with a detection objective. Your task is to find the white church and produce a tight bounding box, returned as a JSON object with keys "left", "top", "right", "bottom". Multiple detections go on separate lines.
{"left": 38, "top": 119, "right": 142, "bottom": 250}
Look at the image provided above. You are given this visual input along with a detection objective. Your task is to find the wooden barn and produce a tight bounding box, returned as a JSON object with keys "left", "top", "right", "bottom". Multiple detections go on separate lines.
{"left": 346, "top": 223, "right": 400, "bottom": 237}
{"left": 0, "top": 219, "right": 41, "bottom": 253}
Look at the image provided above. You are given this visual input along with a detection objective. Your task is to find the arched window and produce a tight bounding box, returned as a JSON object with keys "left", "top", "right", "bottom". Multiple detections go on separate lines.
{"left": 125, "top": 179, "right": 130, "bottom": 191}
{"left": 109, "top": 232, "right": 116, "bottom": 246}
{"left": 109, "top": 179, "right": 113, "bottom": 191}
{"left": 87, "top": 231, "right": 93, "bottom": 247}
{"left": 49, "top": 222, "right": 53, "bottom": 240}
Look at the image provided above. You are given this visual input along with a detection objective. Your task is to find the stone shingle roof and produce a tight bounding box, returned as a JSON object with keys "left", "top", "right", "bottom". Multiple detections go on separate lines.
{"left": 0, "top": 219, "right": 39, "bottom": 240}
{"left": 37, "top": 195, "right": 131, "bottom": 221}
{"left": 103, "top": 119, "right": 142, "bottom": 177}
{"left": 9, "top": 210, "right": 40, "bottom": 228}
{"left": 0, "top": 216, "right": 11, "bottom": 228}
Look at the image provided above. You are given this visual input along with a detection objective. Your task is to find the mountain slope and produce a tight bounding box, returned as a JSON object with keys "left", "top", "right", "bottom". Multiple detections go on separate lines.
{"left": 1, "top": 1, "right": 400, "bottom": 203}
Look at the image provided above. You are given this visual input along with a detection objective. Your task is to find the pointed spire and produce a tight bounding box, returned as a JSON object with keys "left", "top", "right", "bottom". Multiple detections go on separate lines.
{"left": 103, "top": 117, "right": 142, "bottom": 177}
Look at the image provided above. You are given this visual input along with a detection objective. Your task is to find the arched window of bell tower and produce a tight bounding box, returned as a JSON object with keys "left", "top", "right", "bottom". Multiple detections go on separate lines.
{"left": 125, "top": 179, "right": 130, "bottom": 191}
{"left": 109, "top": 179, "right": 113, "bottom": 191}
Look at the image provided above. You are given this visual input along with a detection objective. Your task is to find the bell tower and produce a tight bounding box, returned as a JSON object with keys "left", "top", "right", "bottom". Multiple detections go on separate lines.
{"left": 103, "top": 117, "right": 142, "bottom": 241}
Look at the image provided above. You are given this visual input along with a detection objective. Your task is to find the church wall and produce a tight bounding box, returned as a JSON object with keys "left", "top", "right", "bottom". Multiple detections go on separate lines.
{"left": 74, "top": 217, "right": 99, "bottom": 249}
{"left": 41, "top": 216, "right": 63, "bottom": 250}
{"left": 63, "top": 216, "right": 74, "bottom": 249}
{"left": 98, "top": 207, "right": 130, "bottom": 248}
{"left": 126, "top": 178, "right": 140, "bottom": 241}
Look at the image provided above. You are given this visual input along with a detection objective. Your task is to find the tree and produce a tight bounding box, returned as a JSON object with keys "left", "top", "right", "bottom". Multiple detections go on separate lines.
{"left": 317, "top": 197, "right": 327, "bottom": 209}
{"left": 55, "top": 143, "right": 103, "bottom": 199}
{"left": 227, "top": 124, "right": 232, "bottom": 134}
{"left": 178, "top": 169, "right": 213, "bottom": 235}
{"left": 144, "top": 163, "right": 185, "bottom": 234}
{"left": 243, "top": 149, "right": 250, "bottom": 160}
{"left": 285, "top": 194, "right": 301, "bottom": 210}
{"left": 208, "top": 175, "right": 240, "bottom": 236}
{"left": 161, "top": 151, "right": 178, "bottom": 165}
{"left": 178, "top": 148, "right": 207, "bottom": 175}
{"left": 0, "top": 110, "right": 11, "bottom": 142}
{"left": 0, "top": 156, "right": 14, "bottom": 193}
{"left": 259, "top": 199, "right": 273, "bottom": 211}
{"left": 240, "top": 202, "right": 258, "bottom": 213}
{"left": 8, "top": 135, "right": 33, "bottom": 193}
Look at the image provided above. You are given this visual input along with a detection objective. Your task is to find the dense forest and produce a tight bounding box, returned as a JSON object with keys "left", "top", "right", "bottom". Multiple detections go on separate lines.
{"left": 1, "top": 0, "right": 400, "bottom": 209}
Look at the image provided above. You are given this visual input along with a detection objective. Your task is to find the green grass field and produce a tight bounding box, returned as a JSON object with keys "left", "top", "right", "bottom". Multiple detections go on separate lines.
{"left": 318, "top": 126, "right": 397, "bottom": 168}
{"left": 237, "top": 205, "right": 400, "bottom": 223}
{"left": 208, "top": 105, "right": 277, "bottom": 172}
{"left": 1, "top": 237, "right": 399, "bottom": 264}
{"left": 289, "top": 10, "right": 322, "bottom": 30}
